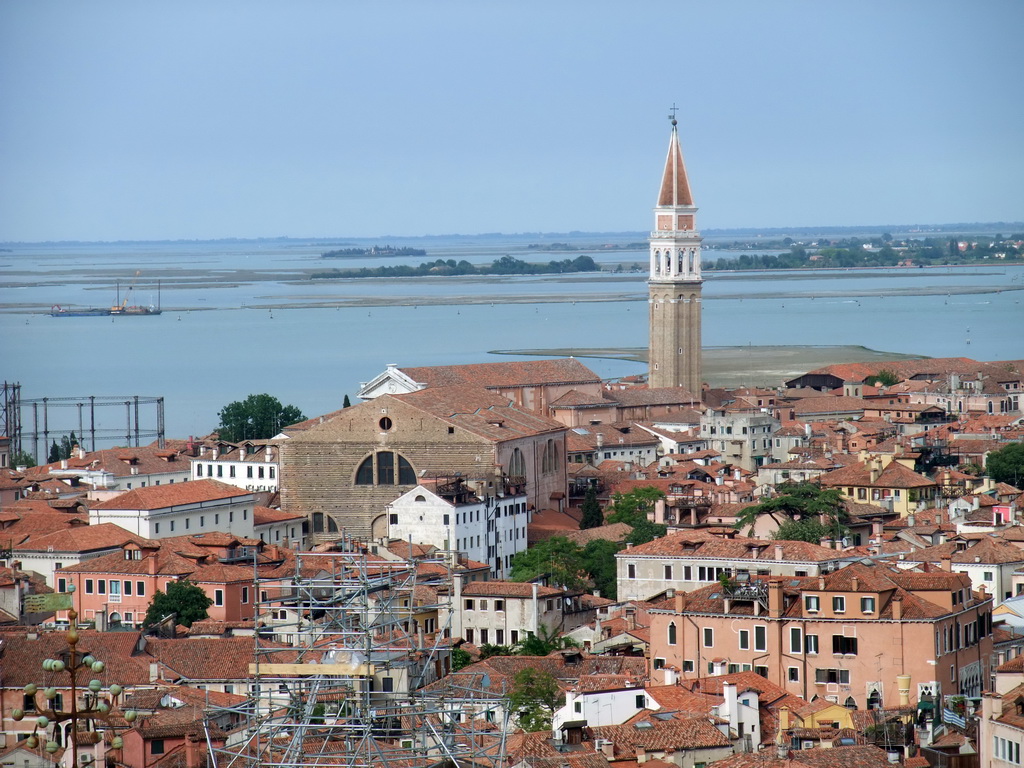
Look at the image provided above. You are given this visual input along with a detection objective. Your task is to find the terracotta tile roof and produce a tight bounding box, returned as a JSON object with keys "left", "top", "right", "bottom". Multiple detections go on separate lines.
{"left": 144, "top": 636, "right": 305, "bottom": 680}
{"left": 13, "top": 522, "right": 152, "bottom": 553}
{"left": 92, "top": 479, "right": 252, "bottom": 510}
{"left": 561, "top": 523, "right": 633, "bottom": 546}
{"left": 460, "top": 580, "right": 565, "bottom": 599}
{"left": 603, "top": 387, "right": 700, "bottom": 407}
{"left": 253, "top": 505, "right": 305, "bottom": 525}
{"left": 620, "top": 535, "right": 842, "bottom": 563}
{"left": 818, "top": 459, "right": 935, "bottom": 489}
{"left": 709, "top": 744, "right": 894, "bottom": 768}
{"left": 0, "top": 630, "right": 152, "bottom": 686}
{"left": 591, "top": 715, "right": 730, "bottom": 754}
{"left": 394, "top": 387, "right": 567, "bottom": 441}
{"left": 400, "top": 358, "right": 601, "bottom": 389}
{"left": 550, "top": 389, "right": 612, "bottom": 408}
{"left": 28, "top": 444, "right": 194, "bottom": 479}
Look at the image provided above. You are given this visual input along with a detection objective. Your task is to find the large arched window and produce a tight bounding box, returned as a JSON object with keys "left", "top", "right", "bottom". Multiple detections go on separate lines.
{"left": 509, "top": 447, "right": 525, "bottom": 478}
{"left": 355, "top": 452, "right": 416, "bottom": 486}
{"left": 668, "top": 622, "right": 677, "bottom": 646}
{"left": 541, "top": 439, "right": 560, "bottom": 474}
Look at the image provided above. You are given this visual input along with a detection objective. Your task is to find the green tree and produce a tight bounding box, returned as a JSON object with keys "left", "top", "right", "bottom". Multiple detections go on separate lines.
{"left": 342, "top": 394, "right": 351, "bottom": 408}
{"left": 735, "top": 482, "right": 848, "bottom": 538}
{"left": 451, "top": 647, "right": 472, "bottom": 671}
{"left": 606, "top": 486, "right": 665, "bottom": 526}
{"left": 872, "top": 369, "right": 900, "bottom": 387}
{"left": 581, "top": 539, "right": 620, "bottom": 600}
{"left": 987, "top": 443, "right": 1024, "bottom": 487}
{"left": 478, "top": 643, "right": 515, "bottom": 659}
{"left": 507, "top": 668, "right": 564, "bottom": 732}
{"left": 515, "top": 625, "right": 579, "bottom": 656}
{"left": 626, "top": 518, "right": 667, "bottom": 546}
{"left": 10, "top": 450, "right": 36, "bottom": 468}
{"left": 60, "top": 431, "right": 78, "bottom": 460}
{"left": 580, "top": 485, "right": 603, "bottom": 529}
{"left": 143, "top": 579, "right": 213, "bottom": 628}
{"left": 772, "top": 518, "right": 836, "bottom": 543}
{"left": 216, "top": 393, "right": 306, "bottom": 442}
{"left": 509, "top": 536, "right": 587, "bottom": 590}
{"left": 48, "top": 440, "right": 60, "bottom": 464}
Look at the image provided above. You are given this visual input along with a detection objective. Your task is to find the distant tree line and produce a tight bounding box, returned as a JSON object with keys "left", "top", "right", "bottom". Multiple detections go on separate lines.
{"left": 705, "top": 235, "right": 1024, "bottom": 271}
{"left": 321, "top": 245, "right": 426, "bottom": 258}
{"left": 311, "top": 254, "right": 599, "bottom": 279}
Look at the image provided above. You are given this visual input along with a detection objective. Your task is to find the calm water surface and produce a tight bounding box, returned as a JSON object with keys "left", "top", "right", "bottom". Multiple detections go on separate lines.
{"left": 2, "top": 236, "right": 1022, "bottom": 442}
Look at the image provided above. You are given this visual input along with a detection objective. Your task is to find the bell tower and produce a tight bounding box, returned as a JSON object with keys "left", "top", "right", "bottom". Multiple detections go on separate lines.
{"left": 648, "top": 113, "right": 702, "bottom": 395}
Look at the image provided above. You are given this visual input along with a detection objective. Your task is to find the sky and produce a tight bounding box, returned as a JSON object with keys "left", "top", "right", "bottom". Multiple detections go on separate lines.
{"left": 1, "top": 1, "right": 1022, "bottom": 242}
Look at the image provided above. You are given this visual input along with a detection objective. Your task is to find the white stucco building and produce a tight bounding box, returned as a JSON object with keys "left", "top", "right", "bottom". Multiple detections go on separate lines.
{"left": 386, "top": 481, "right": 529, "bottom": 579}
{"left": 191, "top": 441, "right": 281, "bottom": 493}
{"left": 89, "top": 479, "right": 257, "bottom": 540}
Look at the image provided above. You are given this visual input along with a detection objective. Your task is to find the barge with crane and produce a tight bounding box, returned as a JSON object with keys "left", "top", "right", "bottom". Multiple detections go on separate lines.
{"left": 49, "top": 273, "right": 162, "bottom": 317}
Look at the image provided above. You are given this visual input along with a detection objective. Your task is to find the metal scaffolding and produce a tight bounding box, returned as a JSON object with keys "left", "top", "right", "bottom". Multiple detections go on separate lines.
{"left": 207, "top": 540, "right": 512, "bottom": 768}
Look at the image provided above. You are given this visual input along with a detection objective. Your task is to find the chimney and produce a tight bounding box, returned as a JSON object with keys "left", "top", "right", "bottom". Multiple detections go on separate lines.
{"left": 664, "top": 667, "right": 677, "bottom": 685}
{"left": 625, "top": 605, "right": 637, "bottom": 631}
{"left": 896, "top": 674, "right": 912, "bottom": 707}
{"left": 600, "top": 740, "right": 615, "bottom": 758}
{"left": 149, "top": 662, "right": 160, "bottom": 682}
{"left": 774, "top": 543, "right": 784, "bottom": 561}
{"left": 675, "top": 592, "right": 686, "bottom": 614}
{"left": 147, "top": 553, "right": 159, "bottom": 575}
{"left": 185, "top": 732, "right": 201, "bottom": 768}
{"left": 851, "top": 576, "right": 859, "bottom": 592}
{"left": 722, "top": 682, "right": 739, "bottom": 732}
{"left": 892, "top": 595, "right": 903, "bottom": 621}
{"left": 768, "top": 579, "right": 784, "bottom": 618}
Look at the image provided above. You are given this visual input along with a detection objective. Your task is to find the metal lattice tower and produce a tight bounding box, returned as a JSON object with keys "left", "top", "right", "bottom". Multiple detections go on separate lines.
{"left": 205, "top": 540, "right": 513, "bottom": 768}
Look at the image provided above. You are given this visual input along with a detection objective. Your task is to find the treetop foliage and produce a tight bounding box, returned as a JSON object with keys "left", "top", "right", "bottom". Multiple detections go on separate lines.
{"left": 216, "top": 393, "right": 305, "bottom": 442}
{"left": 143, "top": 579, "right": 212, "bottom": 628}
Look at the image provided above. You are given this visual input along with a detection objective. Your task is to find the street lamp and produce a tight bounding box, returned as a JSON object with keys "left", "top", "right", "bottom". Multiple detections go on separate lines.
{"left": 10, "top": 586, "right": 138, "bottom": 766}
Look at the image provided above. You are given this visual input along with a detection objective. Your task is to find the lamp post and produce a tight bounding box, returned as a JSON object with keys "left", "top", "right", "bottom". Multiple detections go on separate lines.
{"left": 10, "top": 586, "right": 139, "bottom": 767}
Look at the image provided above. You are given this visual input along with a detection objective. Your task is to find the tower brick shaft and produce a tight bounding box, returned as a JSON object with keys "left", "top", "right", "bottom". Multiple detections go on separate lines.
{"left": 648, "top": 120, "right": 702, "bottom": 395}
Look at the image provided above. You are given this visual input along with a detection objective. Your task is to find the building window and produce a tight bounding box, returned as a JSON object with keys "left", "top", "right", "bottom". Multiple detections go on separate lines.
{"left": 495, "top": 600, "right": 504, "bottom": 611}
{"left": 242, "top": 587, "right": 249, "bottom": 604}
{"left": 124, "top": 580, "right": 133, "bottom": 596}
{"left": 861, "top": 596, "right": 876, "bottom": 613}
{"left": 833, "top": 635, "right": 858, "bottom": 655}
{"left": 215, "top": 590, "right": 224, "bottom": 606}
{"left": 85, "top": 579, "right": 94, "bottom": 594}
{"left": 805, "top": 595, "right": 820, "bottom": 612}
{"left": 790, "top": 627, "right": 802, "bottom": 654}
{"left": 703, "top": 627, "right": 714, "bottom": 648}
{"left": 754, "top": 625, "right": 767, "bottom": 652}
{"left": 464, "top": 599, "right": 474, "bottom": 611}
{"left": 635, "top": 694, "right": 645, "bottom": 708}
{"left": 98, "top": 580, "right": 106, "bottom": 595}
{"left": 683, "top": 660, "right": 694, "bottom": 672}
{"left": 788, "top": 667, "right": 800, "bottom": 682}
{"left": 628, "top": 563, "right": 636, "bottom": 579}
{"left": 247, "top": 466, "right": 253, "bottom": 478}
{"left": 151, "top": 740, "right": 165, "bottom": 755}
{"left": 355, "top": 452, "right": 416, "bottom": 485}
{"left": 832, "top": 596, "right": 845, "bottom": 613}
{"left": 58, "top": 578, "right": 67, "bottom": 592}
{"left": 815, "top": 668, "right": 851, "bottom": 685}
{"left": 739, "top": 629, "right": 750, "bottom": 650}
{"left": 668, "top": 622, "right": 677, "bottom": 645}
{"left": 805, "top": 634, "right": 819, "bottom": 654}
{"left": 664, "top": 565, "right": 673, "bottom": 580}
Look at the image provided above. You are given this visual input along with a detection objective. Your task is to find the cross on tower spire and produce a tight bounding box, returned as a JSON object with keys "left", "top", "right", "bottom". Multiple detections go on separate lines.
{"left": 668, "top": 104, "right": 678, "bottom": 126}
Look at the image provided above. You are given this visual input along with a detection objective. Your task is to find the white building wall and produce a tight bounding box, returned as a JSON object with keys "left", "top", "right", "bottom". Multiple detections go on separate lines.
{"left": 89, "top": 497, "right": 257, "bottom": 540}
{"left": 387, "top": 485, "right": 528, "bottom": 579}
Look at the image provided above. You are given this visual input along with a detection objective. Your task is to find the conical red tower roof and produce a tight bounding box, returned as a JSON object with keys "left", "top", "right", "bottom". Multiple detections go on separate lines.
{"left": 657, "top": 123, "right": 693, "bottom": 207}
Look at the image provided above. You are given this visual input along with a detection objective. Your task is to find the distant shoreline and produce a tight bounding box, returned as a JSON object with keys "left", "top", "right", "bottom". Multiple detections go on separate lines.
{"left": 492, "top": 344, "right": 925, "bottom": 389}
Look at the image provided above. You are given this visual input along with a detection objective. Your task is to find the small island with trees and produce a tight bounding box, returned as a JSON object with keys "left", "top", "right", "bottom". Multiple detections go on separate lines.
{"left": 312, "top": 254, "right": 599, "bottom": 279}
{"left": 321, "top": 245, "right": 427, "bottom": 258}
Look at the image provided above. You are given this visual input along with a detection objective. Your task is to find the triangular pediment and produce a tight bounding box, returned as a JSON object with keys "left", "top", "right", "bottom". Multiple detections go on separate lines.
{"left": 357, "top": 365, "right": 425, "bottom": 400}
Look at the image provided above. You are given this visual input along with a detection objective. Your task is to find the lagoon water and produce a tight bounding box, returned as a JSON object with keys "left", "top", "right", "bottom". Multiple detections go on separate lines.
{"left": 2, "top": 234, "right": 1022, "bottom": 444}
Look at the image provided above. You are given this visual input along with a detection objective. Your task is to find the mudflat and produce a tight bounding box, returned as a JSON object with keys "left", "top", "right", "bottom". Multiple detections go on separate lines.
{"left": 492, "top": 344, "right": 923, "bottom": 388}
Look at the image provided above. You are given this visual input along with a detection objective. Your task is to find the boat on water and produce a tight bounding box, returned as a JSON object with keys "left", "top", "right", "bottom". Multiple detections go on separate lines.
{"left": 50, "top": 276, "right": 162, "bottom": 317}
{"left": 49, "top": 305, "right": 112, "bottom": 317}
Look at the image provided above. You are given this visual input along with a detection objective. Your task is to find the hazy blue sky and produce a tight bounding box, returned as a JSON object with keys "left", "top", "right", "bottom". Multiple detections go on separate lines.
{"left": 1, "top": 1, "right": 1021, "bottom": 241}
